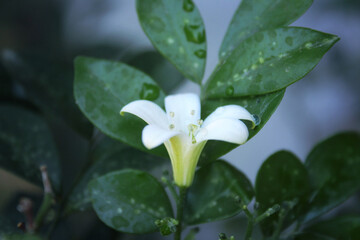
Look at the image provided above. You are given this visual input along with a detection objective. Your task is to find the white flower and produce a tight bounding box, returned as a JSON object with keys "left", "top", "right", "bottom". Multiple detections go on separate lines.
{"left": 120, "top": 93, "right": 255, "bottom": 187}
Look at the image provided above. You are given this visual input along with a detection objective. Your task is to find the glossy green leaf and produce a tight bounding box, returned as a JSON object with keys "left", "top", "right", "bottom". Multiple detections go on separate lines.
{"left": 0, "top": 105, "right": 61, "bottom": 190}
{"left": 303, "top": 132, "right": 360, "bottom": 222}
{"left": 89, "top": 169, "right": 173, "bottom": 233}
{"left": 125, "top": 50, "right": 184, "bottom": 93}
{"left": 220, "top": 0, "right": 313, "bottom": 59}
{"left": 136, "top": 0, "right": 206, "bottom": 84}
{"left": 185, "top": 160, "right": 254, "bottom": 225}
{"left": 255, "top": 151, "right": 310, "bottom": 236}
{"left": 199, "top": 90, "right": 284, "bottom": 165}
{"left": 204, "top": 27, "right": 339, "bottom": 99}
{"left": 74, "top": 56, "right": 166, "bottom": 154}
{"left": 67, "top": 136, "right": 167, "bottom": 212}
{"left": 303, "top": 216, "right": 360, "bottom": 239}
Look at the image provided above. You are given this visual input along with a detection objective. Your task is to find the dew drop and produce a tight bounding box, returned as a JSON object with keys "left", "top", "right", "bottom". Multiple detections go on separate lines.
{"left": 183, "top": 0, "right": 195, "bottom": 12}
{"left": 117, "top": 208, "right": 123, "bottom": 214}
{"left": 252, "top": 114, "right": 261, "bottom": 126}
{"left": 139, "top": 83, "right": 160, "bottom": 101}
{"left": 149, "top": 17, "right": 165, "bottom": 31}
{"left": 194, "top": 49, "right": 206, "bottom": 59}
{"left": 167, "top": 37, "right": 175, "bottom": 44}
{"left": 259, "top": 57, "right": 264, "bottom": 64}
{"left": 285, "top": 36, "right": 293, "bottom": 46}
{"left": 193, "top": 62, "right": 199, "bottom": 68}
{"left": 225, "top": 86, "right": 234, "bottom": 96}
{"left": 251, "top": 64, "right": 257, "bottom": 70}
{"left": 184, "top": 24, "right": 206, "bottom": 44}
{"left": 272, "top": 41, "right": 277, "bottom": 46}
{"left": 269, "top": 30, "right": 277, "bottom": 38}
{"left": 305, "top": 42, "right": 313, "bottom": 49}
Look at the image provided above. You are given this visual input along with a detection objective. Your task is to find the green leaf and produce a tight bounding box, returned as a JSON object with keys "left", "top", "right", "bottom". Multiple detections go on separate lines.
{"left": 220, "top": 0, "right": 313, "bottom": 59}
{"left": 255, "top": 151, "right": 310, "bottom": 236}
{"left": 303, "top": 132, "right": 360, "bottom": 222}
{"left": 199, "top": 90, "right": 284, "bottom": 165}
{"left": 136, "top": 0, "right": 206, "bottom": 84}
{"left": 204, "top": 27, "right": 339, "bottom": 99}
{"left": 67, "top": 136, "right": 167, "bottom": 212}
{"left": 74, "top": 56, "right": 166, "bottom": 154}
{"left": 0, "top": 105, "right": 61, "bottom": 191}
{"left": 303, "top": 216, "right": 360, "bottom": 239}
{"left": 89, "top": 169, "right": 173, "bottom": 234}
{"left": 294, "top": 232, "right": 334, "bottom": 240}
{"left": 185, "top": 160, "right": 254, "bottom": 225}
{"left": 125, "top": 50, "right": 184, "bottom": 94}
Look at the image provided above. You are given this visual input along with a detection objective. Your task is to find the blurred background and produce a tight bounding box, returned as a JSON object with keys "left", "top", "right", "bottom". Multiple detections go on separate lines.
{"left": 0, "top": 0, "right": 359, "bottom": 239}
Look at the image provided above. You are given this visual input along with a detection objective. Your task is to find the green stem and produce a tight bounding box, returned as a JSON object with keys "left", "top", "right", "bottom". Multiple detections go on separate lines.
{"left": 162, "top": 177, "right": 179, "bottom": 202}
{"left": 34, "top": 193, "right": 53, "bottom": 230}
{"left": 174, "top": 187, "right": 188, "bottom": 240}
{"left": 243, "top": 205, "right": 254, "bottom": 240}
{"left": 271, "top": 209, "right": 286, "bottom": 240}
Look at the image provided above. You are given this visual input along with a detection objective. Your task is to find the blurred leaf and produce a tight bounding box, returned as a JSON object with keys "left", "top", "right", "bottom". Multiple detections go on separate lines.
{"left": 74, "top": 56, "right": 166, "bottom": 155}
{"left": 0, "top": 62, "right": 13, "bottom": 99}
{"left": 220, "top": 0, "right": 313, "bottom": 59}
{"left": 302, "top": 215, "right": 360, "bottom": 239}
{"left": 125, "top": 50, "right": 184, "bottom": 93}
{"left": 0, "top": 105, "right": 61, "bottom": 190}
{"left": 294, "top": 232, "right": 334, "bottom": 240}
{"left": 136, "top": 0, "right": 206, "bottom": 84}
{"left": 1, "top": 50, "right": 93, "bottom": 138}
{"left": 303, "top": 132, "right": 360, "bottom": 222}
{"left": 255, "top": 151, "right": 310, "bottom": 236}
{"left": 67, "top": 136, "right": 167, "bottom": 212}
{"left": 89, "top": 169, "right": 173, "bottom": 233}
{"left": 1, "top": 235, "right": 43, "bottom": 240}
{"left": 203, "top": 27, "right": 339, "bottom": 99}
{"left": 0, "top": 0, "right": 61, "bottom": 54}
{"left": 199, "top": 90, "right": 284, "bottom": 165}
{"left": 184, "top": 160, "right": 254, "bottom": 225}
{"left": 0, "top": 215, "right": 21, "bottom": 236}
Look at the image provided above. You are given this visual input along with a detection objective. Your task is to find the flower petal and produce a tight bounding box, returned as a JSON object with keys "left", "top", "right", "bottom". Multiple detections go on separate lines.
{"left": 196, "top": 118, "right": 249, "bottom": 144}
{"left": 120, "top": 100, "right": 168, "bottom": 127}
{"left": 142, "top": 125, "right": 180, "bottom": 149}
{"left": 202, "top": 105, "right": 254, "bottom": 128}
{"left": 165, "top": 93, "right": 201, "bottom": 133}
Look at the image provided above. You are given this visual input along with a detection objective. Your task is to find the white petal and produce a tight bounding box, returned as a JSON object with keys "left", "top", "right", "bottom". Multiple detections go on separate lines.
{"left": 142, "top": 125, "right": 180, "bottom": 149}
{"left": 165, "top": 93, "right": 201, "bottom": 133}
{"left": 120, "top": 100, "right": 168, "bottom": 126}
{"left": 196, "top": 118, "right": 249, "bottom": 144}
{"left": 202, "top": 105, "right": 254, "bottom": 128}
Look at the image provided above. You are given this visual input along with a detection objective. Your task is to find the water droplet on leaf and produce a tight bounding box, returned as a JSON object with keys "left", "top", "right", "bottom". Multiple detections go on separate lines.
{"left": 183, "top": 0, "right": 195, "bottom": 12}
{"left": 184, "top": 24, "right": 205, "bottom": 44}
{"left": 139, "top": 83, "right": 160, "bottom": 101}
{"left": 194, "top": 49, "right": 206, "bottom": 58}
{"left": 252, "top": 114, "right": 261, "bottom": 126}
{"left": 225, "top": 86, "right": 234, "bottom": 96}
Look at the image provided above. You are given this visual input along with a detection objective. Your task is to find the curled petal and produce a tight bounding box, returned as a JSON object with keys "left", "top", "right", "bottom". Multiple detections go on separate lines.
{"left": 196, "top": 118, "right": 249, "bottom": 144}
{"left": 142, "top": 125, "right": 180, "bottom": 149}
{"left": 120, "top": 100, "right": 168, "bottom": 127}
{"left": 202, "top": 105, "right": 254, "bottom": 128}
{"left": 165, "top": 93, "right": 201, "bottom": 132}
